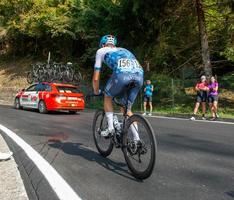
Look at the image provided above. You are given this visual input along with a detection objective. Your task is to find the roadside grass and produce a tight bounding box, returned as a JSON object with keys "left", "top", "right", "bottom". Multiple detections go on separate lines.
{"left": 148, "top": 104, "right": 234, "bottom": 119}
{"left": 85, "top": 97, "right": 234, "bottom": 119}
{"left": 134, "top": 90, "right": 234, "bottom": 119}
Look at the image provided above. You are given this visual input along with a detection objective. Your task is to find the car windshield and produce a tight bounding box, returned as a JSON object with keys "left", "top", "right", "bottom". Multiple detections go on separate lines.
{"left": 56, "top": 86, "right": 80, "bottom": 94}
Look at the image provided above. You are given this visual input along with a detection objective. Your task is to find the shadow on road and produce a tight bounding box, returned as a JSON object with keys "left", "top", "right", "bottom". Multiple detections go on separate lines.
{"left": 48, "top": 140, "right": 142, "bottom": 182}
{"left": 11, "top": 106, "right": 82, "bottom": 116}
{"left": 159, "top": 133, "right": 234, "bottom": 158}
{"left": 226, "top": 191, "right": 234, "bottom": 198}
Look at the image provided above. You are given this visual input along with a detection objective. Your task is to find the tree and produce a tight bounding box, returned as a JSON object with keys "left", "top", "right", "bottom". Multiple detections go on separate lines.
{"left": 195, "top": 0, "right": 212, "bottom": 76}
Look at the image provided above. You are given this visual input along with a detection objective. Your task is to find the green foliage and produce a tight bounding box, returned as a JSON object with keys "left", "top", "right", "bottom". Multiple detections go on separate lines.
{"left": 204, "top": 0, "right": 234, "bottom": 62}
{"left": 0, "top": 0, "right": 233, "bottom": 75}
{"left": 220, "top": 72, "right": 234, "bottom": 90}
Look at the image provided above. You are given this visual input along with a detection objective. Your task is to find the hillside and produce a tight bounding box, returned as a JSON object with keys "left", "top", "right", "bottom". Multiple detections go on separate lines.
{"left": 0, "top": 58, "right": 29, "bottom": 104}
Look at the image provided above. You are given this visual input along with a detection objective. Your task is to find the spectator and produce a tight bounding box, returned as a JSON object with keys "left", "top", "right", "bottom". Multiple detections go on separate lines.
{"left": 190, "top": 75, "right": 209, "bottom": 120}
{"left": 143, "top": 80, "right": 154, "bottom": 116}
{"left": 0, "top": 151, "right": 13, "bottom": 161}
{"left": 208, "top": 76, "right": 219, "bottom": 120}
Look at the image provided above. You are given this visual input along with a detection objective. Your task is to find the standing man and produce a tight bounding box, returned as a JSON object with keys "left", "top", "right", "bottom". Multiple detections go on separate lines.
{"left": 143, "top": 80, "right": 154, "bottom": 116}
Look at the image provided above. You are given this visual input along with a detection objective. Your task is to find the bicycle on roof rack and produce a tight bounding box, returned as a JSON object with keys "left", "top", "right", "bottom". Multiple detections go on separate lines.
{"left": 26, "top": 53, "right": 82, "bottom": 84}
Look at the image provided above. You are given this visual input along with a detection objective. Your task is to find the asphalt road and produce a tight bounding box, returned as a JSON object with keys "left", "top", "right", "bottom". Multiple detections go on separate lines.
{"left": 0, "top": 105, "right": 234, "bottom": 200}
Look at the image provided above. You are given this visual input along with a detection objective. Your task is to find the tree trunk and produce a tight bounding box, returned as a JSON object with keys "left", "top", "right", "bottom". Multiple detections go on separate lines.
{"left": 195, "top": 0, "right": 212, "bottom": 77}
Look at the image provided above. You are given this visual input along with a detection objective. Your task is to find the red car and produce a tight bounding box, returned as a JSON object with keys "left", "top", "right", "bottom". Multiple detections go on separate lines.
{"left": 14, "top": 82, "right": 85, "bottom": 114}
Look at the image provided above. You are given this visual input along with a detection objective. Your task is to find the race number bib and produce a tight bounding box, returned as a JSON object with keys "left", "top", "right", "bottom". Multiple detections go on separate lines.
{"left": 117, "top": 59, "right": 141, "bottom": 69}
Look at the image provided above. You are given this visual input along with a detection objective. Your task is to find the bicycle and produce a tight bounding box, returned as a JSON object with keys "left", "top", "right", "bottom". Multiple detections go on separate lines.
{"left": 92, "top": 82, "right": 157, "bottom": 179}
{"left": 27, "top": 63, "right": 44, "bottom": 84}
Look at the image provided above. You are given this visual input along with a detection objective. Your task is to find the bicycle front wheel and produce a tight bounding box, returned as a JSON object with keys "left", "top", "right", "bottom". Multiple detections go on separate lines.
{"left": 93, "top": 110, "right": 114, "bottom": 157}
{"left": 122, "top": 114, "right": 157, "bottom": 179}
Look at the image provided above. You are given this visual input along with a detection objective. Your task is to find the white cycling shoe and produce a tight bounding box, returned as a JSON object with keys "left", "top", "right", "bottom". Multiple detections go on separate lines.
{"left": 101, "top": 129, "right": 115, "bottom": 137}
{"left": 0, "top": 151, "right": 13, "bottom": 161}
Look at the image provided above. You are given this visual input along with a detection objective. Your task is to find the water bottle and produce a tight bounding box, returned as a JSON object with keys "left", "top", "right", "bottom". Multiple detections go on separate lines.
{"left": 113, "top": 115, "right": 122, "bottom": 145}
{"left": 113, "top": 115, "right": 121, "bottom": 132}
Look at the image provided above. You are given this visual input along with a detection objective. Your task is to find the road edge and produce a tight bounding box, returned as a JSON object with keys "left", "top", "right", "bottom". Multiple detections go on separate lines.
{"left": 0, "top": 132, "right": 29, "bottom": 200}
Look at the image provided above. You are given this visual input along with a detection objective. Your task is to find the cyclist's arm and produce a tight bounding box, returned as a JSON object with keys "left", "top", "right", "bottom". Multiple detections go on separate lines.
{"left": 151, "top": 85, "right": 154, "bottom": 91}
{"left": 92, "top": 71, "right": 100, "bottom": 95}
{"left": 93, "top": 49, "right": 102, "bottom": 95}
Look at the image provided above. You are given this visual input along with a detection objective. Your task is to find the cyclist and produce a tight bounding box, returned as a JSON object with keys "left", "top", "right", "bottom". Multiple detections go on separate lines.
{"left": 92, "top": 35, "right": 144, "bottom": 142}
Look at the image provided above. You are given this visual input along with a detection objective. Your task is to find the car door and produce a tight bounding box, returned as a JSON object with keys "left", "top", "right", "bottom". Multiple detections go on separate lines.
{"left": 30, "top": 83, "right": 45, "bottom": 108}
{"left": 33, "top": 83, "right": 47, "bottom": 108}
{"left": 19, "top": 84, "right": 35, "bottom": 107}
{"left": 22, "top": 84, "right": 38, "bottom": 108}
{"left": 19, "top": 89, "right": 28, "bottom": 107}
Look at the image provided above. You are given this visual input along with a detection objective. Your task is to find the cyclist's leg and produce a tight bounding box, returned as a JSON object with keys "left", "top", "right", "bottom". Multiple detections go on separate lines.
{"left": 128, "top": 87, "right": 141, "bottom": 141}
{"left": 124, "top": 75, "right": 143, "bottom": 141}
{"left": 104, "top": 96, "right": 114, "bottom": 132}
{"left": 104, "top": 73, "right": 126, "bottom": 134}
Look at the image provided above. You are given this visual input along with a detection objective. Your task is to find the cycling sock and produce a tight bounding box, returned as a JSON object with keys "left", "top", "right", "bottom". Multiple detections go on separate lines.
{"left": 130, "top": 123, "right": 140, "bottom": 141}
{"left": 106, "top": 112, "right": 114, "bottom": 131}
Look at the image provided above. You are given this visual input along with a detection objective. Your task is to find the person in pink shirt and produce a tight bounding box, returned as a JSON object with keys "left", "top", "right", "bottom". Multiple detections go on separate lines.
{"left": 190, "top": 75, "right": 209, "bottom": 120}
{"left": 208, "top": 76, "right": 219, "bottom": 120}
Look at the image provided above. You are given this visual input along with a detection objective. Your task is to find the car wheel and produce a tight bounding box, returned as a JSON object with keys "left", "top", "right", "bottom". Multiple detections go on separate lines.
{"left": 14, "top": 98, "right": 22, "bottom": 109}
{"left": 38, "top": 100, "right": 48, "bottom": 114}
{"left": 69, "top": 110, "right": 77, "bottom": 114}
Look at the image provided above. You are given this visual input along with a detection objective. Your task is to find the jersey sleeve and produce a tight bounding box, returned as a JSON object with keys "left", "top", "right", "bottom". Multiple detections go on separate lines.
{"left": 94, "top": 49, "right": 103, "bottom": 71}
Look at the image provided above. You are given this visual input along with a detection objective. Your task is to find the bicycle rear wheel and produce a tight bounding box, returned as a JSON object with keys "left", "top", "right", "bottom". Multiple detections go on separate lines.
{"left": 73, "top": 72, "right": 82, "bottom": 84}
{"left": 27, "top": 71, "right": 34, "bottom": 84}
{"left": 122, "top": 114, "right": 157, "bottom": 179}
{"left": 93, "top": 110, "right": 114, "bottom": 157}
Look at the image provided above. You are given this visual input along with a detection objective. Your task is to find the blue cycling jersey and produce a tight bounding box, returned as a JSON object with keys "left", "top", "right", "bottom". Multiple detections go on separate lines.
{"left": 94, "top": 47, "right": 144, "bottom": 75}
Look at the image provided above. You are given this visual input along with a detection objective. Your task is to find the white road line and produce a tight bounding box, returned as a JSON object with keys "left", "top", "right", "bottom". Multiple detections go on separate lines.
{"left": 146, "top": 115, "right": 234, "bottom": 125}
{"left": 115, "top": 112, "right": 234, "bottom": 125}
{"left": 0, "top": 124, "right": 82, "bottom": 200}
